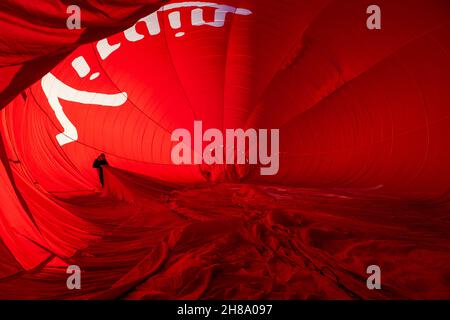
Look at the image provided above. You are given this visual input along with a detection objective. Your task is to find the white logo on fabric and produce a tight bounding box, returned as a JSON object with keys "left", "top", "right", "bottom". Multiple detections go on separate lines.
{"left": 66, "top": 5, "right": 81, "bottom": 30}
{"left": 41, "top": 2, "right": 253, "bottom": 146}
{"left": 171, "top": 121, "right": 280, "bottom": 176}
{"left": 366, "top": 265, "right": 382, "bottom": 290}
{"left": 66, "top": 265, "right": 81, "bottom": 290}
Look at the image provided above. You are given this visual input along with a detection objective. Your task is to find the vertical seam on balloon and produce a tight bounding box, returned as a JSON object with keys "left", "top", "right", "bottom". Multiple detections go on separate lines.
{"left": 157, "top": 6, "right": 202, "bottom": 164}
{"left": 90, "top": 43, "right": 184, "bottom": 163}
{"left": 240, "top": 0, "right": 335, "bottom": 129}
{"left": 220, "top": 1, "right": 238, "bottom": 133}
{"left": 89, "top": 43, "right": 174, "bottom": 136}
{"left": 276, "top": 21, "right": 450, "bottom": 133}
{"left": 159, "top": 5, "right": 198, "bottom": 121}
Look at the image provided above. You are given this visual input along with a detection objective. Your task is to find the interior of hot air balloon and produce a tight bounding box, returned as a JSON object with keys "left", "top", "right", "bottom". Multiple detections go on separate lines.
{"left": 0, "top": 0, "right": 449, "bottom": 299}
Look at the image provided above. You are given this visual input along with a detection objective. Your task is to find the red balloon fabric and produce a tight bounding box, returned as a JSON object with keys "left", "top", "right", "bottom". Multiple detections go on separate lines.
{"left": 0, "top": 0, "right": 449, "bottom": 299}
{"left": 0, "top": 0, "right": 167, "bottom": 108}
{"left": 0, "top": 0, "right": 168, "bottom": 272}
{"left": 3, "top": 0, "right": 450, "bottom": 193}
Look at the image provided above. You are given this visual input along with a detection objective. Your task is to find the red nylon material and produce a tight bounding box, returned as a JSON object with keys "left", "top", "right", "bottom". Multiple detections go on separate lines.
{"left": 0, "top": 0, "right": 449, "bottom": 299}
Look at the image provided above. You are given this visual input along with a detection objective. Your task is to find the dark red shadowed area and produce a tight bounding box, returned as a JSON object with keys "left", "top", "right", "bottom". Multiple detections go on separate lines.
{"left": 1, "top": 167, "right": 449, "bottom": 299}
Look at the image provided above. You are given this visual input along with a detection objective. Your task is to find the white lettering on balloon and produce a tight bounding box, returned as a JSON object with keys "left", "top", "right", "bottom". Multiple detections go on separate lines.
{"left": 42, "top": 2, "right": 252, "bottom": 146}
{"left": 97, "top": 2, "right": 253, "bottom": 59}
{"left": 41, "top": 73, "right": 127, "bottom": 146}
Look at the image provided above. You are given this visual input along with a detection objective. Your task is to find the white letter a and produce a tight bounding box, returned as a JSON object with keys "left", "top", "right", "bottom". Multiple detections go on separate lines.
{"left": 66, "top": 265, "right": 81, "bottom": 290}
{"left": 66, "top": 5, "right": 81, "bottom": 30}
{"left": 171, "top": 129, "right": 192, "bottom": 165}
{"left": 366, "top": 5, "right": 381, "bottom": 30}
{"left": 366, "top": 265, "right": 381, "bottom": 290}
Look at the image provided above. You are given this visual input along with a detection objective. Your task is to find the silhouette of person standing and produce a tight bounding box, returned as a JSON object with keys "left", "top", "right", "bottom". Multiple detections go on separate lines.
{"left": 93, "top": 153, "right": 109, "bottom": 187}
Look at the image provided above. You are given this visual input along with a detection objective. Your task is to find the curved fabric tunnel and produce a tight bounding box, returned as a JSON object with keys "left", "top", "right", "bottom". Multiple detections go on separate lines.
{"left": 2, "top": 0, "right": 450, "bottom": 195}
{"left": 0, "top": 0, "right": 449, "bottom": 298}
